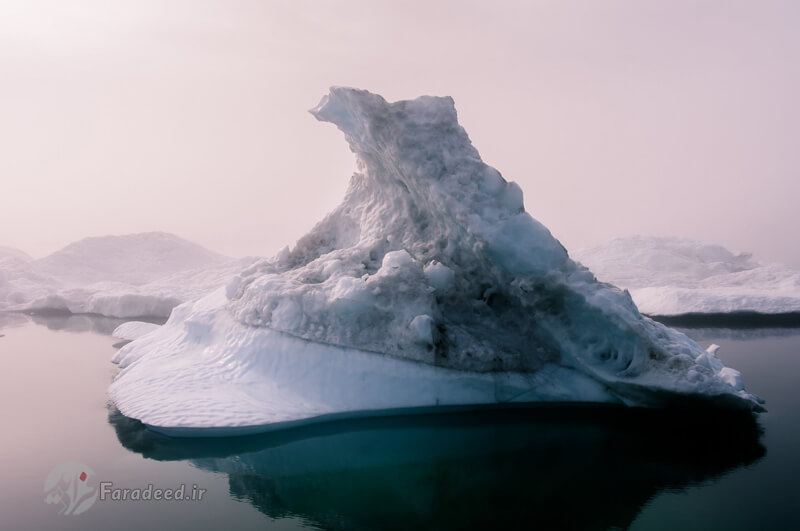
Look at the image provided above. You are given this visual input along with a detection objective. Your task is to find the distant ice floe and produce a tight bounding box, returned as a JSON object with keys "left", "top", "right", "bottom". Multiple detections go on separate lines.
{"left": 34, "top": 232, "right": 229, "bottom": 285}
{"left": 109, "top": 87, "right": 763, "bottom": 436}
{"left": 0, "top": 232, "right": 258, "bottom": 318}
{"left": 573, "top": 236, "right": 800, "bottom": 316}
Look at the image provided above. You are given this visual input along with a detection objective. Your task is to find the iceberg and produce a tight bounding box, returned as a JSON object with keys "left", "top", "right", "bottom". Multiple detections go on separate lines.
{"left": 0, "top": 232, "right": 256, "bottom": 318}
{"left": 33, "top": 232, "right": 230, "bottom": 285}
{"left": 0, "top": 255, "right": 61, "bottom": 312}
{"left": 574, "top": 236, "right": 800, "bottom": 316}
{"left": 110, "top": 88, "right": 763, "bottom": 436}
{"left": 18, "top": 257, "right": 257, "bottom": 318}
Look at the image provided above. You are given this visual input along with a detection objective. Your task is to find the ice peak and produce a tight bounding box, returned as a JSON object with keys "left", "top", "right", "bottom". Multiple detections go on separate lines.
{"left": 304, "top": 87, "right": 567, "bottom": 276}
{"left": 310, "top": 86, "right": 458, "bottom": 141}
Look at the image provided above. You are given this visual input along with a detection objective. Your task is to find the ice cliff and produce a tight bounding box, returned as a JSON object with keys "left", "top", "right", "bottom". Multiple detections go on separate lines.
{"left": 574, "top": 236, "right": 800, "bottom": 316}
{"left": 110, "top": 88, "right": 763, "bottom": 435}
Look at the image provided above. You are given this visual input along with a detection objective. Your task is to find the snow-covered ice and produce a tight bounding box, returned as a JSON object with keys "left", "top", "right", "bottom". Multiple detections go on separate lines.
{"left": 0, "top": 232, "right": 256, "bottom": 318}
{"left": 20, "top": 256, "right": 257, "bottom": 318}
{"left": 0, "top": 255, "right": 61, "bottom": 311}
{"left": 34, "top": 232, "right": 229, "bottom": 285}
{"left": 112, "top": 321, "right": 162, "bottom": 341}
{"left": 574, "top": 236, "right": 800, "bottom": 316}
{"left": 109, "top": 88, "right": 763, "bottom": 435}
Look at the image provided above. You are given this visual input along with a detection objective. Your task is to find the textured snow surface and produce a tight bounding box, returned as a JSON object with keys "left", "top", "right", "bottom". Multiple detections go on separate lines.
{"left": 110, "top": 88, "right": 763, "bottom": 433}
{"left": 112, "top": 321, "right": 162, "bottom": 341}
{"left": 574, "top": 236, "right": 800, "bottom": 315}
{"left": 111, "top": 290, "right": 619, "bottom": 433}
{"left": 0, "top": 232, "right": 253, "bottom": 318}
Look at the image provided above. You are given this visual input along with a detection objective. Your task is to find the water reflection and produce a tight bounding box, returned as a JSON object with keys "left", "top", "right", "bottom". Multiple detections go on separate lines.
{"left": 0, "top": 311, "right": 30, "bottom": 330}
{"left": 110, "top": 406, "right": 764, "bottom": 531}
{"left": 23, "top": 311, "right": 165, "bottom": 336}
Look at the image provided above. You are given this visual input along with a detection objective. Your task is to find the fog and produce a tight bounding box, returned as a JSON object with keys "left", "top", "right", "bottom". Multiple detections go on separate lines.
{"left": 1, "top": 0, "right": 798, "bottom": 266}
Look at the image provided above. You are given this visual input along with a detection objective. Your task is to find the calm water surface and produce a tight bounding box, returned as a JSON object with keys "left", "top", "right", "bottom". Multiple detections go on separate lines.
{"left": 0, "top": 313, "right": 797, "bottom": 530}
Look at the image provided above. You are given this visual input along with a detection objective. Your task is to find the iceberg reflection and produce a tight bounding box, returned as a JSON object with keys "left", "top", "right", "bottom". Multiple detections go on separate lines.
{"left": 110, "top": 405, "right": 764, "bottom": 530}
{"left": 27, "top": 311, "right": 164, "bottom": 336}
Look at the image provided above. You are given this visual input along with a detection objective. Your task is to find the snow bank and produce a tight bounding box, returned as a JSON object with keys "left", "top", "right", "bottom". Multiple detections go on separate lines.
{"left": 574, "top": 236, "right": 800, "bottom": 315}
{"left": 110, "top": 88, "right": 763, "bottom": 435}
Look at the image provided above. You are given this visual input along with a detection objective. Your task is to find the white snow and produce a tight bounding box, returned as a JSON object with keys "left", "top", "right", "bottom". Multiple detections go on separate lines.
{"left": 109, "top": 88, "right": 763, "bottom": 435}
{"left": 573, "top": 236, "right": 800, "bottom": 315}
{"left": 112, "top": 321, "right": 162, "bottom": 341}
{"left": 0, "top": 232, "right": 255, "bottom": 318}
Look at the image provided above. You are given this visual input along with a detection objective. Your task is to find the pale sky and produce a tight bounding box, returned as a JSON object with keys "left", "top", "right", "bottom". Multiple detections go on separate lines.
{"left": 1, "top": 0, "right": 798, "bottom": 266}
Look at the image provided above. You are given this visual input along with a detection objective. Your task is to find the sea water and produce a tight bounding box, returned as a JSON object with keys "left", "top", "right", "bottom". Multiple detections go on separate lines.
{"left": 0, "top": 313, "right": 797, "bottom": 530}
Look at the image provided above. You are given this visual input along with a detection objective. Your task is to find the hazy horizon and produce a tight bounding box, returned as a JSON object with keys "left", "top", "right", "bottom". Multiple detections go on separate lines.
{"left": 2, "top": 1, "right": 798, "bottom": 266}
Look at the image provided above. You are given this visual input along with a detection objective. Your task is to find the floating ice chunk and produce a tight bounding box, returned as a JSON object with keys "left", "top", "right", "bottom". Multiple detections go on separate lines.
{"left": 0, "top": 232, "right": 252, "bottom": 319}
{"left": 109, "top": 88, "right": 763, "bottom": 435}
{"left": 4, "top": 258, "right": 256, "bottom": 319}
{"left": 574, "top": 236, "right": 800, "bottom": 315}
